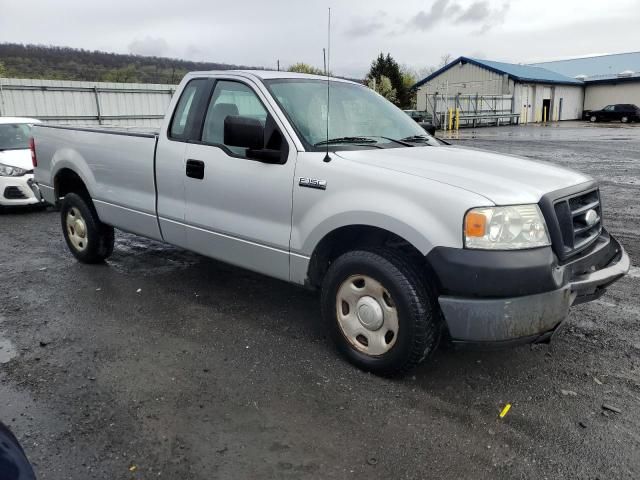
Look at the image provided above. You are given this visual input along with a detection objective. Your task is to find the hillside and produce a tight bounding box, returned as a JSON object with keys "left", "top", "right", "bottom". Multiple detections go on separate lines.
{"left": 0, "top": 43, "right": 264, "bottom": 84}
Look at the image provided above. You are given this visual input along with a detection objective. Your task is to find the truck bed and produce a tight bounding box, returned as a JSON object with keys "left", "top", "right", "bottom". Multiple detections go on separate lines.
{"left": 39, "top": 124, "right": 160, "bottom": 138}
{"left": 33, "top": 123, "right": 163, "bottom": 241}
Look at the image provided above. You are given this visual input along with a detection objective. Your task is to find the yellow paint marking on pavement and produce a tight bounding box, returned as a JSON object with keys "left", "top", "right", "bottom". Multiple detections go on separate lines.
{"left": 499, "top": 403, "right": 511, "bottom": 418}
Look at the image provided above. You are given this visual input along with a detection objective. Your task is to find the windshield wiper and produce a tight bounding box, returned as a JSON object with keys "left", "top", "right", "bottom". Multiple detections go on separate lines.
{"left": 314, "top": 136, "right": 378, "bottom": 147}
{"left": 360, "top": 136, "right": 414, "bottom": 147}
{"left": 399, "top": 135, "right": 432, "bottom": 143}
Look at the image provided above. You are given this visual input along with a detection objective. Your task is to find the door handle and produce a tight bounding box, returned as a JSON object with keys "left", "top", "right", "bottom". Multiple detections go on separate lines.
{"left": 186, "top": 159, "right": 205, "bottom": 180}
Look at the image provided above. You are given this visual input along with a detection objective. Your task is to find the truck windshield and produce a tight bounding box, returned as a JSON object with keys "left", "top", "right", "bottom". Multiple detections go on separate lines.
{"left": 264, "top": 79, "right": 436, "bottom": 151}
{"left": 0, "top": 123, "right": 32, "bottom": 151}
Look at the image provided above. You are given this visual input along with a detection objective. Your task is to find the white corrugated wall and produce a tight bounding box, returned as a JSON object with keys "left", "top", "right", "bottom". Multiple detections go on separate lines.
{"left": 0, "top": 78, "right": 176, "bottom": 127}
{"left": 553, "top": 85, "right": 584, "bottom": 120}
{"left": 584, "top": 82, "right": 640, "bottom": 110}
{"left": 416, "top": 61, "right": 512, "bottom": 110}
{"left": 514, "top": 83, "right": 583, "bottom": 122}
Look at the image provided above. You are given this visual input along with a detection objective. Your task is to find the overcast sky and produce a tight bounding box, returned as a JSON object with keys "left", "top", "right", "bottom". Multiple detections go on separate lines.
{"left": 2, "top": 0, "right": 640, "bottom": 78}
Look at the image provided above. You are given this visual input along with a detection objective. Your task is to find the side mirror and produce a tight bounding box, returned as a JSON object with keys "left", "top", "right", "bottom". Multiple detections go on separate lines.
{"left": 224, "top": 115, "right": 287, "bottom": 164}
{"left": 420, "top": 122, "right": 436, "bottom": 136}
{"left": 224, "top": 116, "right": 264, "bottom": 150}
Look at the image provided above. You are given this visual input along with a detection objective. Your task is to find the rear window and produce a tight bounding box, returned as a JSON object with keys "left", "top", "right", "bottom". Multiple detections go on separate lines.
{"left": 0, "top": 123, "right": 32, "bottom": 150}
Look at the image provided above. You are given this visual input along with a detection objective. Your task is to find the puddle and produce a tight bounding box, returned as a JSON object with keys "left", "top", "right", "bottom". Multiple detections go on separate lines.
{"left": 107, "top": 234, "right": 199, "bottom": 275}
{"left": 0, "top": 336, "right": 18, "bottom": 364}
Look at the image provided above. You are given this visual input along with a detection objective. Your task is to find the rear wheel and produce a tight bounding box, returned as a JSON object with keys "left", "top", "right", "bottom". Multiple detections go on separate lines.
{"left": 60, "top": 193, "right": 114, "bottom": 263}
{"left": 321, "top": 248, "right": 441, "bottom": 376}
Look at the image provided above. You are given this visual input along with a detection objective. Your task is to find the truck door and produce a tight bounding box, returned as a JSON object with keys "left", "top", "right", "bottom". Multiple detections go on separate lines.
{"left": 182, "top": 78, "right": 297, "bottom": 281}
{"left": 155, "top": 78, "right": 213, "bottom": 248}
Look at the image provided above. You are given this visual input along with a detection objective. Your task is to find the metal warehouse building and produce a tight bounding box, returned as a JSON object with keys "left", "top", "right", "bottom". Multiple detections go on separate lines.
{"left": 414, "top": 52, "right": 640, "bottom": 127}
{"left": 414, "top": 57, "right": 583, "bottom": 127}
{"left": 530, "top": 51, "right": 640, "bottom": 112}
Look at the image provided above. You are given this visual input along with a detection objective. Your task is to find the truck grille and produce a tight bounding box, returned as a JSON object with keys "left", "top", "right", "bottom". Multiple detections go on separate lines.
{"left": 553, "top": 188, "right": 602, "bottom": 258}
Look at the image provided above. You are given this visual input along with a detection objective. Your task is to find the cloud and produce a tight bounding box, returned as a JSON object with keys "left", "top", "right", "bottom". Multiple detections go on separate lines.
{"left": 407, "top": 0, "right": 509, "bottom": 33}
{"left": 345, "top": 18, "right": 386, "bottom": 37}
{"left": 128, "top": 36, "right": 169, "bottom": 57}
{"left": 455, "top": 2, "right": 490, "bottom": 23}
{"left": 474, "top": 3, "right": 510, "bottom": 34}
{"left": 408, "top": 0, "right": 451, "bottom": 31}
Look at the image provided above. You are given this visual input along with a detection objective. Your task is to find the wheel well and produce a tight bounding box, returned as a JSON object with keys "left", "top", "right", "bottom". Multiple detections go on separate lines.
{"left": 306, "top": 225, "right": 438, "bottom": 290}
{"left": 54, "top": 169, "right": 89, "bottom": 205}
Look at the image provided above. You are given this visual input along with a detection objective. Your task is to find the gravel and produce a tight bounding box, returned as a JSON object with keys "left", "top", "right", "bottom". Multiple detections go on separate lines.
{"left": 0, "top": 121, "right": 638, "bottom": 479}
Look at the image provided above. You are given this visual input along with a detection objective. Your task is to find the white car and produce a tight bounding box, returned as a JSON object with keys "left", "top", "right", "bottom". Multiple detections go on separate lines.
{"left": 0, "top": 117, "right": 44, "bottom": 207}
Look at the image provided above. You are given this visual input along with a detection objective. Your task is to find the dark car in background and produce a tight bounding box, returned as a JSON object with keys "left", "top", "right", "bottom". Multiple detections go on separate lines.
{"left": 585, "top": 104, "right": 640, "bottom": 123}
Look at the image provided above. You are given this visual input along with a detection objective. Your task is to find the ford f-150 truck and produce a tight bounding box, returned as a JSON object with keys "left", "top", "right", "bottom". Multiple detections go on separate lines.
{"left": 32, "top": 71, "right": 630, "bottom": 375}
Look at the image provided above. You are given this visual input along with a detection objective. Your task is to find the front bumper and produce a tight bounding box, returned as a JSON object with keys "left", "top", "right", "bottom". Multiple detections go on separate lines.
{"left": 0, "top": 174, "right": 44, "bottom": 206}
{"left": 429, "top": 231, "right": 629, "bottom": 344}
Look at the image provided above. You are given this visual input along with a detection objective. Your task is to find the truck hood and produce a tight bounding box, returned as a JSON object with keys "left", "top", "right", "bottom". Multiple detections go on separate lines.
{"left": 336, "top": 145, "right": 591, "bottom": 205}
{"left": 0, "top": 149, "right": 32, "bottom": 171}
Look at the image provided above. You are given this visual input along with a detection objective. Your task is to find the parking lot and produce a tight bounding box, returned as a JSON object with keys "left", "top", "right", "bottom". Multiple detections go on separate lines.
{"left": 1, "top": 122, "right": 638, "bottom": 479}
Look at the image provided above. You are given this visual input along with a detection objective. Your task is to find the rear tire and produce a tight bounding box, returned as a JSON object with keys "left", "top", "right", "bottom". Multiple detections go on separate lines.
{"left": 60, "top": 193, "right": 114, "bottom": 263}
{"left": 321, "top": 248, "right": 441, "bottom": 376}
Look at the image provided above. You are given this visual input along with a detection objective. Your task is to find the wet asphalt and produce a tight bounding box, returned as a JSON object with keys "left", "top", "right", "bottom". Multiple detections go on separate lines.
{"left": 0, "top": 121, "right": 639, "bottom": 479}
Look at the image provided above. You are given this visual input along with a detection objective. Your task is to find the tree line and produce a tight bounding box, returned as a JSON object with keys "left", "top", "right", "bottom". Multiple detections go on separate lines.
{"left": 0, "top": 44, "right": 451, "bottom": 109}
{"left": 0, "top": 43, "right": 260, "bottom": 84}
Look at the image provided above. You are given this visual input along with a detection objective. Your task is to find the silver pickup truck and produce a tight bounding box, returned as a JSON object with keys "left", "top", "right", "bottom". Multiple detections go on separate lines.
{"left": 32, "top": 71, "right": 629, "bottom": 375}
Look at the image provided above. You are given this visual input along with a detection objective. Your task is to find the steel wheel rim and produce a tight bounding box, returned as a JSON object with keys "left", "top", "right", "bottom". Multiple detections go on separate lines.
{"left": 335, "top": 274, "right": 399, "bottom": 356}
{"left": 66, "top": 207, "right": 88, "bottom": 252}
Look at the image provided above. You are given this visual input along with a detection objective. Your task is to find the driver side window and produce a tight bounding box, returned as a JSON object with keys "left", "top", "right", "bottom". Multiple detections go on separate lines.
{"left": 202, "top": 80, "right": 268, "bottom": 156}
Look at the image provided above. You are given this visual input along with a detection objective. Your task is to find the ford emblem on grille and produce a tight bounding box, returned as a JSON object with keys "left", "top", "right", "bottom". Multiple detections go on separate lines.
{"left": 584, "top": 209, "right": 599, "bottom": 226}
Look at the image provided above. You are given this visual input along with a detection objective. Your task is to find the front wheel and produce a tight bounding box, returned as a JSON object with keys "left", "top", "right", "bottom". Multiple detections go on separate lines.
{"left": 60, "top": 193, "right": 114, "bottom": 263}
{"left": 321, "top": 249, "right": 441, "bottom": 376}
{"left": 590, "top": 115, "right": 598, "bottom": 123}
{"left": 621, "top": 116, "right": 629, "bottom": 123}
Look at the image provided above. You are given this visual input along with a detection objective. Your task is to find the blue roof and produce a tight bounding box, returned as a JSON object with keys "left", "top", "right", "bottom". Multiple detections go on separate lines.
{"left": 413, "top": 56, "right": 583, "bottom": 89}
{"left": 529, "top": 51, "right": 640, "bottom": 81}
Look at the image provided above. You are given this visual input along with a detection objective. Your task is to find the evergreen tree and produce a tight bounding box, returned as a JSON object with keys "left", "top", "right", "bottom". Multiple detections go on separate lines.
{"left": 366, "top": 53, "right": 409, "bottom": 108}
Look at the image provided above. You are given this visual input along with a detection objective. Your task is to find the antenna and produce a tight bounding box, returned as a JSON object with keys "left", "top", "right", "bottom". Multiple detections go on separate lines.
{"left": 323, "top": 7, "right": 331, "bottom": 163}
{"left": 323, "top": 48, "right": 326, "bottom": 75}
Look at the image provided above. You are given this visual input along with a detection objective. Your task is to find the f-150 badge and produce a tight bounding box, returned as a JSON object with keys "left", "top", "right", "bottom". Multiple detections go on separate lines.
{"left": 299, "top": 177, "right": 327, "bottom": 190}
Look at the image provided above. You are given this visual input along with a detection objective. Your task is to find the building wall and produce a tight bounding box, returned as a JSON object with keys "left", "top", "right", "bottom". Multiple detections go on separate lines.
{"left": 584, "top": 82, "right": 640, "bottom": 110}
{"left": 0, "top": 77, "right": 176, "bottom": 126}
{"left": 416, "top": 61, "right": 513, "bottom": 110}
{"left": 554, "top": 85, "right": 584, "bottom": 120}
{"left": 514, "top": 83, "right": 583, "bottom": 122}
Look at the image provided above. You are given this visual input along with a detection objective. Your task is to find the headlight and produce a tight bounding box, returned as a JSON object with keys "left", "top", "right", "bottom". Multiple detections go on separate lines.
{"left": 464, "top": 204, "right": 550, "bottom": 250}
{"left": 0, "top": 163, "right": 28, "bottom": 177}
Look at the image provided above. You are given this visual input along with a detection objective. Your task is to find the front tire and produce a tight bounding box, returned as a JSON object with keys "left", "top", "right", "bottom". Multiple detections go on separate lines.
{"left": 621, "top": 116, "right": 629, "bottom": 123}
{"left": 60, "top": 193, "right": 114, "bottom": 263}
{"left": 590, "top": 115, "right": 598, "bottom": 123}
{"left": 321, "top": 248, "right": 441, "bottom": 376}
